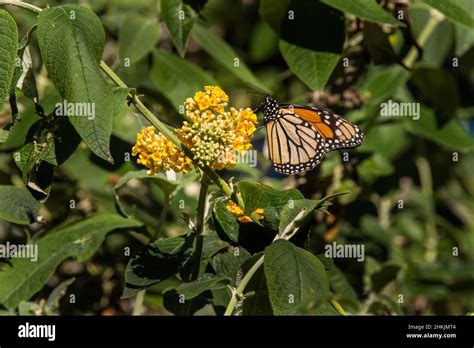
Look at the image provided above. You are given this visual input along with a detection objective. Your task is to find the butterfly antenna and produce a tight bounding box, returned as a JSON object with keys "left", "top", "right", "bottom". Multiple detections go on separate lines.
{"left": 245, "top": 90, "right": 267, "bottom": 96}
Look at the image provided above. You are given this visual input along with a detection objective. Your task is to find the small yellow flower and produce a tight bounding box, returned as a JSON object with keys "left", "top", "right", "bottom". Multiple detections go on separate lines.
{"left": 253, "top": 208, "right": 265, "bottom": 220}
{"left": 178, "top": 86, "right": 257, "bottom": 170}
{"left": 132, "top": 126, "right": 192, "bottom": 175}
{"left": 226, "top": 200, "right": 264, "bottom": 223}
{"left": 132, "top": 86, "right": 257, "bottom": 175}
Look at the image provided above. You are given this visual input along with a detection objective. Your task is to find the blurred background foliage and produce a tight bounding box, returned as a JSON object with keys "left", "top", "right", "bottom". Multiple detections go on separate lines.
{"left": 0, "top": 0, "right": 473, "bottom": 315}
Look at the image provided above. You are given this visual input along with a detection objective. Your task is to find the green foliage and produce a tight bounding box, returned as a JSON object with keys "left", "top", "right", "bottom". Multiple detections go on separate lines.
{"left": 405, "top": 106, "right": 474, "bottom": 152}
{"left": 265, "top": 240, "right": 329, "bottom": 315}
{"left": 0, "top": 0, "right": 473, "bottom": 317}
{"left": 123, "top": 234, "right": 194, "bottom": 298}
{"left": 37, "top": 5, "right": 127, "bottom": 162}
{"left": 274, "top": 0, "right": 345, "bottom": 91}
{"left": 213, "top": 197, "right": 239, "bottom": 243}
{"left": 0, "top": 213, "right": 142, "bottom": 310}
{"left": 176, "top": 274, "right": 228, "bottom": 299}
{"left": 278, "top": 194, "right": 345, "bottom": 237}
{"left": 118, "top": 13, "right": 161, "bottom": 64}
{"left": 0, "top": 186, "right": 40, "bottom": 224}
{"left": 161, "top": 0, "right": 197, "bottom": 58}
{"left": 279, "top": 41, "right": 340, "bottom": 91}
{"left": 151, "top": 50, "right": 217, "bottom": 109}
{"left": 0, "top": 9, "right": 18, "bottom": 113}
{"left": 421, "top": 0, "right": 474, "bottom": 28}
{"left": 191, "top": 23, "right": 271, "bottom": 93}
{"left": 321, "top": 0, "right": 405, "bottom": 27}
{"left": 237, "top": 180, "right": 303, "bottom": 230}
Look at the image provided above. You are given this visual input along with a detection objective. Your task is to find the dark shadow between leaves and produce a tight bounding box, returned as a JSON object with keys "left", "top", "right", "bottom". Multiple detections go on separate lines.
{"left": 279, "top": 0, "right": 344, "bottom": 54}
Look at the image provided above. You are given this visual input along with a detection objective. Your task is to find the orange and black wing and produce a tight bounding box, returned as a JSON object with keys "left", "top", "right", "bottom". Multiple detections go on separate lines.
{"left": 266, "top": 108, "right": 326, "bottom": 175}
{"left": 286, "top": 105, "right": 365, "bottom": 152}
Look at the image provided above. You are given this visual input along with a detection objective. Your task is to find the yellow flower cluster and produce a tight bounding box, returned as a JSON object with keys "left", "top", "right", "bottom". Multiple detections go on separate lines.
{"left": 193, "top": 85, "right": 229, "bottom": 113}
{"left": 226, "top": 200, "right": 264, "bottom": 223}
{"left": 132, "top": 86, "right": 257, "bottom": 174}
{"left": 132, "top": 126, "right": 192, "bottom": 175}
{"left": 179, "top": 86, "right": 257, "bottom": 170}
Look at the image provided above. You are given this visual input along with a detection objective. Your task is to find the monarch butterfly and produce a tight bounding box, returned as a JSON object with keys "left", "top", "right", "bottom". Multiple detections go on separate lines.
{"left": 256, "top": 96, "right": 365, "bottom": 175}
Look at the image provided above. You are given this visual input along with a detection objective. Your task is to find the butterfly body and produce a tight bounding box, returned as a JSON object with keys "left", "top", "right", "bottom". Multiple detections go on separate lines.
{"left": 259, "top": 96, "right": 364, "bottom": 175}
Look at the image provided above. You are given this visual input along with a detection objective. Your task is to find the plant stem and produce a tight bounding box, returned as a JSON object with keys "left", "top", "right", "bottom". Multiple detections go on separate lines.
{"left": 191, "top": 175, "right": 209, "bottom": 281}
{"left": 416, "top": 157, "right": 438, "bottom": 262}
{"left": 402, "top": 11, "right": 442, "bottom": 68}
{"left": 0, "top": 0, "right": 41, "bottom": 13}
{"left": 330, "top": 298, "right": 347, "bottom": 316}
{"left": 224, "top": 254, "right": 264, "bottom": 316}
{"left": 154, "top": 200, "right": 170, "bottom": 239}
{"left": 132, "top": 290, "right": 146, "bottom": 316}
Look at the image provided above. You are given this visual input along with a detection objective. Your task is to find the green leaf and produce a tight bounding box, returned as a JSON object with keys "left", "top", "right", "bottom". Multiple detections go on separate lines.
{"left": 18, "top": 301, "right": 43, "bottom": 316}
{"left": 0, "top": 186, "right": 40, "bottom": 225}
{"left": 6, "top": 27, "right": 38, "bottom": 145}
{"left": 44, "top": 278, "right": 75, "bottom": 314}
{"left": 236, "top": 180, "right": 303, "bottom": 230}
{"left": 321, "top": 0, "right": 405, "bottom": 27}
{"left": 363, "top": 22, "right": 400, "bottom": 65}
{"left": 213, "top": 197, "right": 239, "bottom": 243}
{"left": 13, "top": 142, "right": 53, "bottom": 200}
{"left": 364, "top": 257, "right": 401, "bottom": 293}
{"left": 210, "top": 248, "right": 251, "bottom": 285}
{"left": 404, "top": 106, "right": 474, "bottom": 152}
{"left": 11, "top": 25, "right": 39, "bottom": 102}
{"left": 191, "top": 23, "right": 271, "bottom": 94}
{"left": 410, "top": 66, "right": 459, "bottom": 118}
{"left": 241, "top": 253, "right": 273, "bottom": 315}
{"left": 275, "top": 0, "right": 344, "bottom": 91}
{"left": 122, "top": 234, "right": 194, "bottom": 298}
{"left": 0, "top": 9, "right": 18, "bottom": 111}
{"left": 37, "top": 5, "right": 127, "bottom": 162}
{"left": 358, "top": 123, "right": 409, "bottom": 160}
{"left": 371, "top": 264, "right": 401, "bottom": 292}
{"left": 162, "top": 288, "right": 208, "bottom": 315}
{"left": 0, "top": 213, "right": 142, "bottom": 310}
{"left": 327, "top": 265, "right": 359, "bottom": 310}
{"left": 202, "top": 231, "right": 228, "bottom": 259}
{"left": 151, "top": 49, "right": 218, "bottom": 110}
{"left": 161, "top": 0, "right": 197, "bottom": 57}
{"left": 118, "top": 13, "right": 160, "bottom": 64}
{"left": 421, "top": 0, "right": 474, "bottom": 28}
{"left": 311, "top": 301, "right": 342, "bottom": 315}
{"left": 113, "top": 170, "right": 197, "bottom": 217}
{"left": 278, "top": 194, "right": 346, "bottom": 239}
{"left": 454, "top": 0, "right": 474, "bottom": 55}
{"left": 409, "top": 9, "right": 454, "bottom": 67}
{"left": 258, "top": 0, "right": 290, "bottom": 32}
{"left": 357, "top": 65, "right": 410, "bottom": 105}
{"left": 357, "top": 153, "right": 395, "bottom": 184}
{"left": 249, "top": 21, "right": 279, "bottom": 63}
{"left": 15, "top": 143, "right": 45, "bottom": 182}
{"left": 279, "top": 40, "right": 340, "bottom": 91}
{"left": 264, "top": 240, "right": 329, "bottom": 315}
{"left": 13, "top": 117, "right": 81, "bottom": 200}
{"left": 176, "top": 274, "right": 228, "bottom": 299}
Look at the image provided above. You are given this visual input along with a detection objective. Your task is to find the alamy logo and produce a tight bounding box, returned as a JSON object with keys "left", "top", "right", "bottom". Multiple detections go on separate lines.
{"left": 18, "top": 322, "right": 56, "bottom": 341}
{"left": 324, "top": 242, "right": 365, "bottom": 262}
{"left": 0, "top": 242, "right": 38, "bottom": 262}
{"left": 380, "top": 99, "right": 420, "bottom": 120}
{"left": 55, "top": 99, "right": 96, "bottom": 120}
{"left": 217, "top": 150, "right": 258, "bottom": 168}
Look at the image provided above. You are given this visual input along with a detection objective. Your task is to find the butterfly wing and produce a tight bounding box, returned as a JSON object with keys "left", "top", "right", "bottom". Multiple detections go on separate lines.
{"left": 266, "top": 107, "right": 326, "bottom": 175}
{"left": 286, "top": 105, "right": 365, "bottom": 152}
